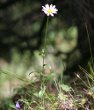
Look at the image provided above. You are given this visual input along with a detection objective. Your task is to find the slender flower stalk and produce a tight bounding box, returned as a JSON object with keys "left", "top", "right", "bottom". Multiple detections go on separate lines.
{"left": 42, "top": 17, "right": 49, "bottom": 75}
{"left": 85, "top": 23, "right": 94, "bottom": 66}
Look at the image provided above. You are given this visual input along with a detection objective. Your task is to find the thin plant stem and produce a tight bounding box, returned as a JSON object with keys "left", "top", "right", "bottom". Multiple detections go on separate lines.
{"left": 85, "top": 23, "right": 93, "bottom": 66}
{"left": 44, "top": 17, "right": 49, "bottom": 51}
{"left": 42, "top": 17, "right": 49, "bottom": 87}
{"left": 41, "top": 17, "right": 49, "bottom": 107}
{"left": 42, "top": 17, "right": 49, "bottom": 75}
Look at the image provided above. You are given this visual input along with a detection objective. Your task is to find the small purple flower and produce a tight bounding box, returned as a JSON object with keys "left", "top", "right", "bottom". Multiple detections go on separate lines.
{"left": 16, "top": 101, "right": 20, "bottom": 109}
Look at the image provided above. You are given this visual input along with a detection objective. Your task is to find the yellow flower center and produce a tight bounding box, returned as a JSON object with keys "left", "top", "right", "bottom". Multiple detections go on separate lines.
{"left": 47, "top": 9, "right": 52, "bottom": 14}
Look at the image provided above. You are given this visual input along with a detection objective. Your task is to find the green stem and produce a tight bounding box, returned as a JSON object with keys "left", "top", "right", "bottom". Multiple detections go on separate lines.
{"left": 41, "top": 17, "right": 49, "bottom": 107}
{"left": 42, "top": 17, "right": 49, "bottom": 76}
{"left": 44, "top": 17, "right": 49, "bottom": 51}
{"left": 85, "top": 23, "right": 93, "bottom": 66}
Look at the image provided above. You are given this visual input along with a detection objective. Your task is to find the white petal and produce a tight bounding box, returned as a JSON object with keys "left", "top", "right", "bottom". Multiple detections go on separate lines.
{"left": 51, "top": 5, "right": 56, "bottom": 10}
{"left": 52, "top": 4, "right": 55, "bottom": 7}
{"left": 47, "top": 13, "right": 50, "bottom": 16}
{"left": 42, "top": 6, "right": 47, "bottom": 11}
{"left": 50, "top": 4, "right": 53, "bottom": 9}
{"left": 42, "top": 9, "right": 48, "bottom": 13}
{"left": 42, "top": 8, "right": 47, "bottom": 12}
{"left": 42, "top": 10, "right": 47, "bottom": 13}
{"left": 50, "top": 13, "right": 54, "bottom": 16}
{"left": 53, "top": 8, "right": 58, "bottom": 12}
{"left": 53, "top": 11, "right": 57, "bottom": 14}
{"left": 53, "top": 10, "right": 58, "bottom": 13}
{"left": 45, "top": 4, "right": 50, "bottom": 10}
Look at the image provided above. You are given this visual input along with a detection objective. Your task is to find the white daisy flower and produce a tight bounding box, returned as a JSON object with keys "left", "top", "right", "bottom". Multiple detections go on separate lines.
{"left": 42, "top": 4, "right": 58, "bottom": 16}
